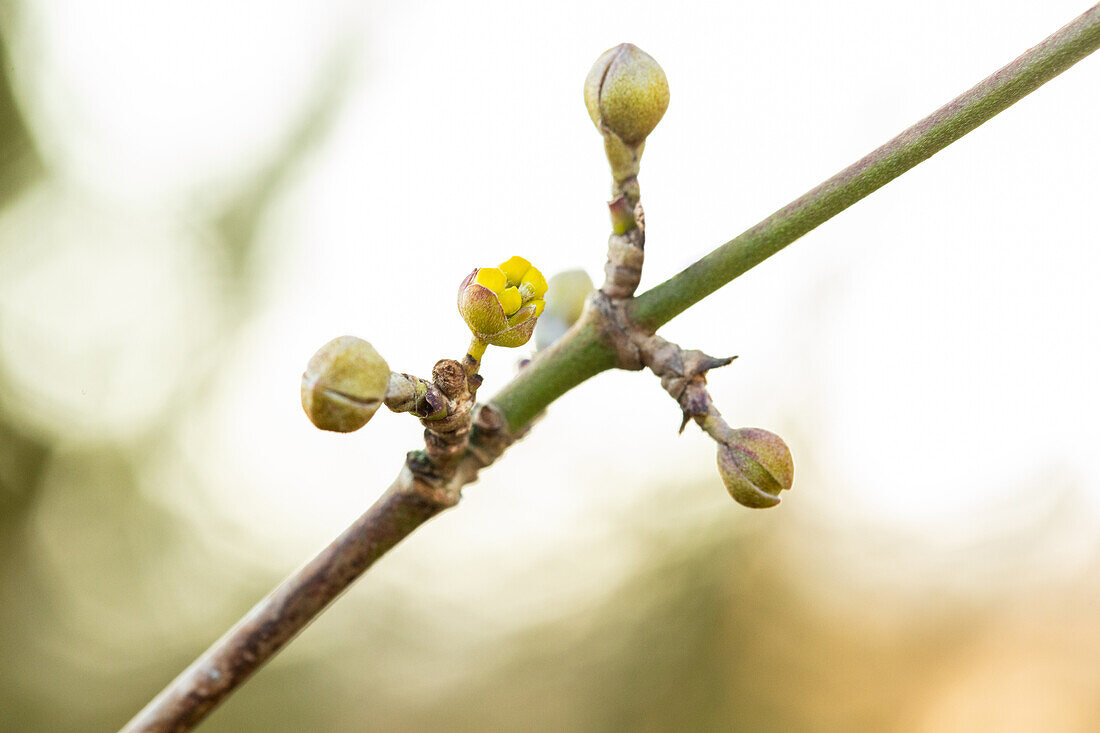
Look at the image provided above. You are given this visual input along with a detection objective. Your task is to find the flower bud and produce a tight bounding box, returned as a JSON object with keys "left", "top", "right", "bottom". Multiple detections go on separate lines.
{"left": 301, "top": 336, "right": 390, "bottom": 433}
{"left": 584, "top": 43, "right": 669, "bottom": 146}
{"left": 716, "top": 428, "right": 794, "bottom": 509}
{"left": 458, "top": 257, "right": 547, "bottom": 348}
{"left": 535, "top": 269, "right": 594, "bottom": 350}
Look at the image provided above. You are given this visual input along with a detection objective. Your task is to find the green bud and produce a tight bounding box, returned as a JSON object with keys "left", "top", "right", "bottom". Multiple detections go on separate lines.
{"left": 301, "top": 336, "right": 390, "bottom": 433}
{"left": 716, "top": 428, "right": 794, "bottom": 509}
{"left": 584, "top": 43, "right": 669, "bottom": 146}
{"left": 534, "top": 269, "right": 594, "bottom": 350}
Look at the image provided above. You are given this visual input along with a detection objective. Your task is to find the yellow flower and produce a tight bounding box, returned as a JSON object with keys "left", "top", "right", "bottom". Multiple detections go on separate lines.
{"left": 458, "top": 257, "right": 547, "bottom": 348}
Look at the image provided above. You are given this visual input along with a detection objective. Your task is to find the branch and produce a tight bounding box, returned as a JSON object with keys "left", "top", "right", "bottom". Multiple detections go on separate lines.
{"left": 121, "top": 7, "right": 1100, "bottom": 731}
{"left": 120, "top": 469, "right": 454, "bottom": 733}
{"left": 630, "top": 4, "right": 1100, "bottom": 331}
{"left": 499, "top": 4, "right": 1100, "bottom": 432}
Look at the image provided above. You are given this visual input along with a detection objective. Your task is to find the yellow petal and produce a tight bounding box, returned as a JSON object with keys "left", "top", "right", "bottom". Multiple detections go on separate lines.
{"left": 520, "top": 267, "right": 548, "bottom": 299}
{"left": 499, "top": 256, "right": 532, "bottom": 286}
{"left": 499, "top": 286, "right": 522, "bottom": 316}
{"left": 475, "top": 267, "right": 507, "bottom": 294}
{"left": 528, "top": 298, "right": 545, "bottom": 317}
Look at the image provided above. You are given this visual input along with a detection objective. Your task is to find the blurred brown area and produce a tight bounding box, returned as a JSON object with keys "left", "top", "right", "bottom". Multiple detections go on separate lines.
{"left": 0, "top": 7, "right": 1098, "bottom": 733}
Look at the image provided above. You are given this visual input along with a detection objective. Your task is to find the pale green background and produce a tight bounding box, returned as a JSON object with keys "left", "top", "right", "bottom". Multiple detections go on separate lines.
{"left": 0, "top": 1, "right": 1097, "bottom": 730}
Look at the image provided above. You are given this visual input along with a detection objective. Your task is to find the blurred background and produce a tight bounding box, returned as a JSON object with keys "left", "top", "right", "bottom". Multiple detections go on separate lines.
{"left": 1, "top": 1, "right": 1099, "bottom": 730}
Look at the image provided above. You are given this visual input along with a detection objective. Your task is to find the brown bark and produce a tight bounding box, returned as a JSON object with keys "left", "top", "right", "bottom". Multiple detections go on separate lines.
{"left": 120, "top": 469, "right": 456, "bottom": 732}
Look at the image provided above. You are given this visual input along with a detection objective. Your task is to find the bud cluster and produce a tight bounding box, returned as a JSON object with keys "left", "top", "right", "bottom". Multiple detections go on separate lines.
{"left": 300, "top": 45, "right": 797, "bottom": 512}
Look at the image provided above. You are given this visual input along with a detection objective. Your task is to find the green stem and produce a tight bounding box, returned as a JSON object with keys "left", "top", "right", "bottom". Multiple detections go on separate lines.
{"left": 492, "top": 3, "right": 1100, "bottom": 434}
{"left": 465, "top": 337, "right": 488, "bottom": 379}
{"left": 467, "top": 337, "right": 487, "bottom": 362}
{"left": 630, "top": 3, "right": 1100, "bottom": 331}
{"left": 492, "top": 319, "right": 616, "bottom": 432}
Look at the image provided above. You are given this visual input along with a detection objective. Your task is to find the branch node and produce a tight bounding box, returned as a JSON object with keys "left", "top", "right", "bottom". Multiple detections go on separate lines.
{"left": 432, "top": 359, "right": 467, "bottom": 399}
{"left": 633, "top": 332, "right": 738, "bottom": 433}
{"left": 588, "top": 291, "right": 644, "bottom": 371}
{"left": 601, "top": 231, "right": 645, "bottom": 300}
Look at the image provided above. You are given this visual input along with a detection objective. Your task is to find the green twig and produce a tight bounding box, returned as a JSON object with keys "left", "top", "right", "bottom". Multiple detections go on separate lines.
{"left": 630, "top": 4, "right": 1100, "bottom": 331}
{"left": 494, "top": 2, "right": 1100, "bottom": 433}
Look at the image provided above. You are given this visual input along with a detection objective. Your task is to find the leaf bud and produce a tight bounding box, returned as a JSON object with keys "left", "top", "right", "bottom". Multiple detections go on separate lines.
{"left": 584, "top": 43, "right": 669, "bottom": 146}
{"left": 301, "top": 336, "right": 390, "bottom": 433}
{"left": 716, "top": 428, "right": 794, "bottom": 509}
{"left": 534, "top": 269, "right": 594, "bottom": 350}
{"left": 458, "top": 257, "right": 548, "bottom": 348}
